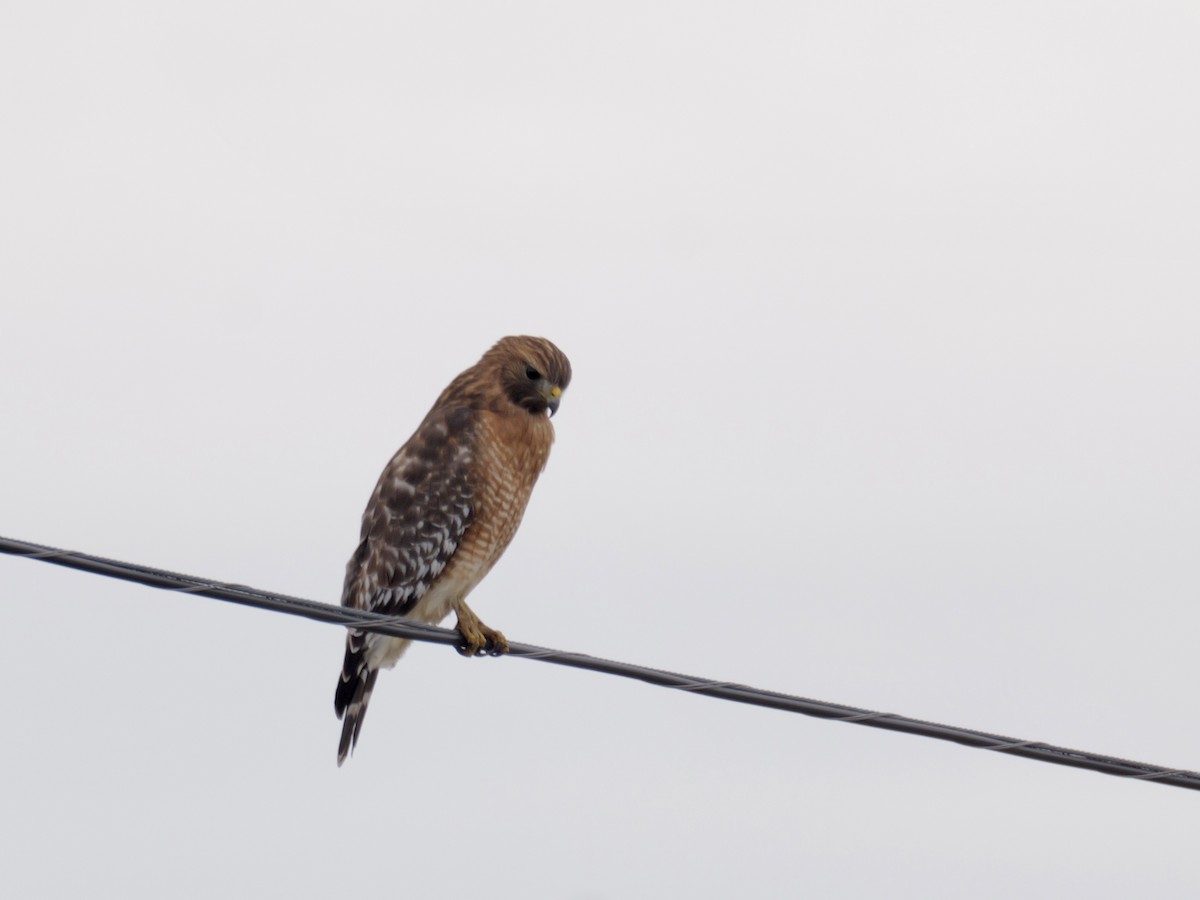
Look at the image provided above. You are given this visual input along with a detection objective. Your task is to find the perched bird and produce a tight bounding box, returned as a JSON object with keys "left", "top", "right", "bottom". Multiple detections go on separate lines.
{"left": 334, "top": 335, "right": 571, "bottom": 765}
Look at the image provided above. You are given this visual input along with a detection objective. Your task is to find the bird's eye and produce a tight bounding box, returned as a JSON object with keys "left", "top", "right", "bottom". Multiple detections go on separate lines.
{"left": 525, "top": 365, "right": 541, "bottom": 381}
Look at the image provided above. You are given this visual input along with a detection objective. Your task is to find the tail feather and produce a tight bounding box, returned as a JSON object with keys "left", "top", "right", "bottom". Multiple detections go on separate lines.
{"left": 335, "top": 631, "right": 377, "bottom": 766}
{"left": 335, "top": 632, "right": 416, "bottom": 765}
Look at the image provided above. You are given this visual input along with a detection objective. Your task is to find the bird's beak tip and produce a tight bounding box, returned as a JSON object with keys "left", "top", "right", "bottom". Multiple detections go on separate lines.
{"left": 541, "top": 382, "right": 563, "bottom": 417}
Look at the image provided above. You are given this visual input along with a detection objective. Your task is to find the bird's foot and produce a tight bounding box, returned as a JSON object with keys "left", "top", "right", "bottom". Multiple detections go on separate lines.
{"left": 454, "top": 607, "right": 509, "bottom": 657}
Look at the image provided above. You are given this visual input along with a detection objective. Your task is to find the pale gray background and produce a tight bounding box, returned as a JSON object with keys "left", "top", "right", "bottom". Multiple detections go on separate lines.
{"left": 2, "top": 2, "right": 1198, "bottom": 897}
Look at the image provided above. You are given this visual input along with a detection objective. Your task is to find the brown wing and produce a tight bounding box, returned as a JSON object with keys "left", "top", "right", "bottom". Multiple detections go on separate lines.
{"left": 334, "top": 405, "right": 475, "bottom": 764}
{"left": 341, "top": 405, "right": 475, "bottom": 617}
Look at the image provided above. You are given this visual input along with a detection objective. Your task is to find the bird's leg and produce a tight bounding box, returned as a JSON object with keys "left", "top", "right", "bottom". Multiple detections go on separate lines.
{"left": 453, "top": 602, "right": 509, "bottom": 657}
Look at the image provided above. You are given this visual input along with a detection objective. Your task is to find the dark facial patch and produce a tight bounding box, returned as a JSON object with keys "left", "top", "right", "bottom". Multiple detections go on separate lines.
{"left": 493, "top": 336, "right": 571, "bottom": 416}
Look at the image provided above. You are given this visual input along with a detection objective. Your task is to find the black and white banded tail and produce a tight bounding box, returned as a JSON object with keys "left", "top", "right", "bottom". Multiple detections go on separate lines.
{"left": 334, "top": 630, "right": 380, "bottom": 766}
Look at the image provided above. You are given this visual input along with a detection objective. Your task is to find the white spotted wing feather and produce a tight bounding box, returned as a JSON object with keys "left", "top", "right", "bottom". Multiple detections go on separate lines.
{"left": 334, "top": 408, "right": 475, "bottom": 765}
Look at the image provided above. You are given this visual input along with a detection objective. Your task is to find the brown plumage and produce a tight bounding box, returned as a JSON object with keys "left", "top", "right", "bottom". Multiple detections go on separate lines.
{"left": 334, "top": 336, "right": 571, "bottom": 765}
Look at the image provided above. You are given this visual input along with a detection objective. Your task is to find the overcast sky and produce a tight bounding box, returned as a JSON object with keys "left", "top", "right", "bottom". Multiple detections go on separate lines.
{"left": 2, "top": 2, "right": 1198, "bottom": 897}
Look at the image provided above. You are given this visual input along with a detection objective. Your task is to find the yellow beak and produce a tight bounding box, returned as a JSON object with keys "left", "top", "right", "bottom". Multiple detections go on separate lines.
{"left": 539, "top": 381, "right": 563, "bottom": 416}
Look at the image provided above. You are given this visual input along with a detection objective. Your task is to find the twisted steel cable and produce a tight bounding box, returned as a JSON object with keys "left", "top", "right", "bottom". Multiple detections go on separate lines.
{"left": 2, "top": 533, "right": 1196, "bottom": 791}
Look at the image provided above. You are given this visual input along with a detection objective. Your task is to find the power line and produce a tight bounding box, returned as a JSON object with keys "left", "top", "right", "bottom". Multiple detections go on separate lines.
{"left": 2, "top": 532, "right": 1197, "bottom": 792}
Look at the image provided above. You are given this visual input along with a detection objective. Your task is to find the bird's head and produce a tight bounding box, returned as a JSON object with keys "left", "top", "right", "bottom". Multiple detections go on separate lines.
{"left": 490, "top": 335, "right": 572, "bottom": 418}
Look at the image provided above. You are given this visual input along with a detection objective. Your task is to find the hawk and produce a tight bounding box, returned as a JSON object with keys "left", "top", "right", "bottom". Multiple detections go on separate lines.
{"left": 334, "top": 335, "right": 571, "bottom": 765}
